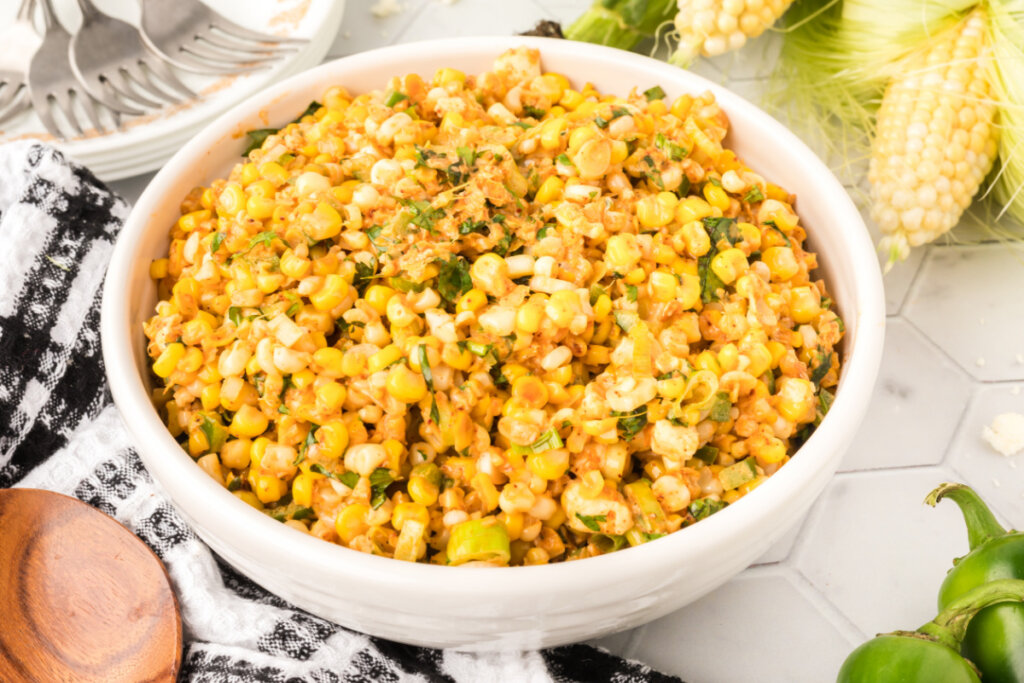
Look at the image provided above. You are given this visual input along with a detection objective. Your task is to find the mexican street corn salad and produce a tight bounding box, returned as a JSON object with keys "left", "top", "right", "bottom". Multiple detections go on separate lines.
{"left": 144, "top": 48, "right": 843, "bottom": 566}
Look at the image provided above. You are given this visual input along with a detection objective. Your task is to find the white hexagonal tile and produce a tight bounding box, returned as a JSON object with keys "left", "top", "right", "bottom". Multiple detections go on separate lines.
{"left": 793, "top": 468, "right": 967, "bottom": 637}
{"left": 839, "top": 317, "right": 972, "bottom": 472}
{"left": 947, "top": 382, "right": 1024, "bottom": 525}
{"left": 622, "top": 567, "right": 859, "bottom": 682}
{"left": 904, "top": 244, "right": 1024, "bottom": 381}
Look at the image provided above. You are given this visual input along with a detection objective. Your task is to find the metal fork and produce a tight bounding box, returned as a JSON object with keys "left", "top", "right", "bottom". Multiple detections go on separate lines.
{"left": 140, "top": 0, "right": 306, "bottom": 75}
{"left": 70, "top": 0, "right": 197, "bottom": 113}
{"left": 29, "top": 0, "right": 130, "bottom": 138}
{"left": 0, "top": 0, "right": 43, "bottom": 126}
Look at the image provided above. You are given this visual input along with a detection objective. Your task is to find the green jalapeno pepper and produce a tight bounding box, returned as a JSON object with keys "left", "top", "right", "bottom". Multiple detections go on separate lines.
{"left": 837, "top": 579, "right": 1024, "bottom": 682}
{"left": 927, "top": 483, "right": 1024, "bottom": 683}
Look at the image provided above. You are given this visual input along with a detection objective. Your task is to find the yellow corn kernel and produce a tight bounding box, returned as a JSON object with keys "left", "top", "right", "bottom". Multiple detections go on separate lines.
{"left": 535, "top": 175, "right": 564, "bottom": 204}
{"left": 219, "top": 438, "right": 251, "bottom": 470}
{"left": 457, "top": 288, "right": 487, "bottom": 313}
{"left": 710, "top": 248, "right": 748, "bottom": 285}
{"left": 149, "top": 258, "right": 169, "bottom": 279}
{"left": 292, "top": 471, "right": 320, "bottom": 507}
{"left": 392, "top": 502, "right": 431, "bottom": 532}
{"left": 335, "top": 503, "right": 370, "bottom": 544}
{"left": 246, "top": 195, "right": 276, "bottom": 221}
{"left": 766, "top": 341, "right": 787, "bottom": 368}
{"left": 754, "top": 437, "right": 787, "bottom": 466}
{"left": 546, "top": 289, "right": 581, "bottom": 328}
{"left": 746, "top": 345, "right": 773, "bottom": 378}
{"left": 386, "top": 363, "right": 428, "bottom": 403}
{"left": 153, "top": 342, "right": 186, "bottom": 379}
{"left": 738, "top": 222, "right": 761, "bottom": 250}
{"left": 584, "top": 345, "right": 610, "bottom": 365}
{"left": 560, "top": 88, "right": 585, "bottom": 110}
{"left": 568, "top": 126, "right": 597, "bottom": 153}
{"left": 677, "top": 273, "right": 700, "bottom": 309}
{"left": 216, "top": 183, "right": 246, "bottom": 218}
{"left": 694, "top": 350, "right": 721, "bottom": 375}
{"left": 540, "top": 118, "right": 568, "bottom": 150}
{"left": 499, "top": 511, "right": 525, "bottom": 541}
{"left": 317, "top": 421, "right": 349, "bottom": 460}
{"left": 589, "top": 294, "right": 611, "bottom": 323}
{"left": 305, "top": 202, "right": 343, "bottom": 241}
{"left": 249, "top": 436, "right": 271, "bottom": 469}
{"left": 440, "top": 342, "right": 472, "bottom": 371}
{"left": 316, "top": 381, "right": 347, "bottom": 412}
{"left": 703, "top": 183, "right": 730, "bottom": 212}
{"left": 512, "top": 375, "right": 549, "bottom": 410}
{"left": 368, "top": 344, "right": 403, "bottom": 374}
{"left": 648, "top": 270, "right": 678, "bottom": 302}
{"left": 230, "top": 404, "right": 269, "bottom": 438}
{"left": 624, "top": 267, "right": 646, "bottom": 285}
{"left": 470, "top": 473, "right": 500, "bottom": 513}
{"left": 790, "top": 286, "right": 822, "bottom": 324}
{"left": 332, "top": 179, "right": 360, "bottom": 204}
{"left": 341, "top": 350, "right": 367, "bottom": 377}
{"left": 408, "top": 463, "right": 441, "bottom": 506}
{"left": 364, "top": 285, "right": 396, "bottom": 315}
{"left": 233, "top": 490, "right": 263, "bottom": 510}
{"left": 670, "top": 94, "right": 693, "bottom": 119}
{"left": 718, "top": 343, "right": 740, "bottom": 373}
{"left": 310, "top": 274, "right": 350, "bottom": 311}
{"left": 636, "top": 192, "right": 679, "bottom": 228}
{"left": 434, "top": 67, "right": 466, "bottom": 86}
{"left": 761, "top": 247, "right": 800, "bottom": 281}
{"left": 605, "top": 233, "right": 642, "bottom": 271}
{"left": 527, "top": 449, "right": 570, "bottom": 480}
{"left": 177, "top": 209, "right": 211, "bottom": 233}
{"left": 200, "top": 383, "right": 221, "bottom": 412}
{"left": 515, "top": 301, "right": 545, "bottom": 334}
{"left": 676, "top": 196, "right": 713, "bottom": 225}
{"left": 778, "top": 377, "right": 815, "bottom": 423}
{"left": 255, "top": 474, "right": 287, "bottom": 504}
{"left": 312, "top": 347, "right": 344, "bottom": 375}
{"left": 440, "top": 110, "right": 464, "bottom": 132}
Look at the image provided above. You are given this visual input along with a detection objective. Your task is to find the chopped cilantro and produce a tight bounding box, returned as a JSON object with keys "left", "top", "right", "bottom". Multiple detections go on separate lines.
{"left": 198, "top": 414, "right": 227, "bottom": 452}
{"left": 418, "top": 344, "right": 441, "bottom": 423}
{"left": 436, "top": 255, "right": 473, "bottom": 307}
{"left": 613, "top": 310, "right": 638, "bottom": 332}
{"left": 459, "top": 219, "right": 488, "bottom": 235}
{"left": 227, "top": 306, "right": 242, "bottom": 327}
{"left": 366, "top": 225, "right": 384, "bottom": 251}
{"left": 743, "top": 186, "right": 765, "bottom": 203}
{"left": 369, "top": 468, "right": 395, "bottom": 509}
{"left": 399, "top": 198, "right": 444, "bottom": 234}
{"left": 655, "top": 132, "right": 687, "bottom": 162}
{"left": 353, "top": 257, "right": 377, "bottom": 296}
{"left": 211, "top": 232, "right": 225, "bottom": 253}
{"left": 522, "top": 104, "right": 547, "bottom": 118}
{"left": 247, "top": 231, "right": 282, "bottom": 252}
{"left": 612, "top": 408, "right": 648, "bottom": 440}
{"left": 595, "top": 115, "right": 609, "bottom": 129}
{"left": 537, "top": 225, "right": 552, "bottom": 239}
{"left": 555, "top": 153, "right": 574, "bottom": 167}
{"left": 643, "top": 85, "right": 666, "bottom": 101}
{"left": 277, "top": 405, "right": 291, "bottom": 415}
{"left": 810, "top": 350, "right": 833, "bottom": 389}
{"left": 626, "top": 285, "right": 638, "bottom": 302}
{"left": 493, "top": 226, "right": 514, "bottom": 257}
{"left": 291, "top": 506, "right": 316, "bottom": 521}
{"left": 243, "top": 128, "right": 276, "bottom": 155}
{"left": 575, "top": 513, "right": 606, "bottom": 532}
{"left": 690, "top": 498, "right": 727, "bottom": 521}
{"left": 456, "top": 146, "right": 478, "bottom": 170}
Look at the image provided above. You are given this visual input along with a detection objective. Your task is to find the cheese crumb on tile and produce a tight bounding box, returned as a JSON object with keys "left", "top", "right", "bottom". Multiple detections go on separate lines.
{"left": 982, "top": 413, "right": 1024, "bottom": 456}
{"left": 371, "top": 0, "right": 403, "bottom": 18}
{"left": 977, "top": 357, "right": 987, "bottom": 367}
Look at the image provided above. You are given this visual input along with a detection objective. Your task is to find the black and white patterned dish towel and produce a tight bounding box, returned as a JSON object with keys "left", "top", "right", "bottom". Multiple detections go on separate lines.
{"left": 0, "top": 141, "right": 683, "bottom": 683}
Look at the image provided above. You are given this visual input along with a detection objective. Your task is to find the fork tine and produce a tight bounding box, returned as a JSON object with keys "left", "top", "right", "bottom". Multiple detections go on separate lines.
{"left": 121, "top": 62, "right": 182, "bottom": 105}
{"left": 141, "top": 57, "right": 198, "bottom": 101}
{"left": 54, "top": 91, "right": 83, "bottom": 137}
{"left": 34, "top": 97, "right": 64, "bottom": 138}
{"left": 0, "top": 92, "right": 31, "bottom": 127}
{"left": 104, "top": 70, "right": 166, "bottom": 109}
{"left": 198, "top": 30, "right": 299, "bottom": 57}
{"left": 149, "top": 47, "right": 266, "bottom": 76}
{"left": 0, "top": 84, "right": 20, "bottom": 113}
{"left": 181, "top": 39, "right": 281, "bottom": 66}
{"left": 208, "top": 19, "right": 308, "bottom": 46}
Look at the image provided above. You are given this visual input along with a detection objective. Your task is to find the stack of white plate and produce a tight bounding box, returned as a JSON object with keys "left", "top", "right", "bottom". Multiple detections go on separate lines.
{"left": 0, "top": 0, "right": 345, "bottom": 181}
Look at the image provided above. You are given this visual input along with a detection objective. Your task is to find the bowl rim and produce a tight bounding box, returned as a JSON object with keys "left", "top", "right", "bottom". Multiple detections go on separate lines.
{"left": 101, "top": 35, "right": 885, "bottom": 598}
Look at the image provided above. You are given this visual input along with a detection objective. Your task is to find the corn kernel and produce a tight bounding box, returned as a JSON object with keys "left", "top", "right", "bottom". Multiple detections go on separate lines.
{"left": 535, "top": 175, "right": 564, "bottom": 204}
{"left": 316, "top": 381, "right": 347, "bottom": 411}
{"left": 790, "top": 286, "right": 822, "bottom": 324}
{"left": 527, "top": 449, "right": 570, "bottom": 480}
{"left": 386, "top": 363, "right": 428, "bottom": 403}
{"left": 761, "top": 247, "right": 800, "bottom": 281}
{"left": 153, "top": 342, "right": 186, "bottom": 378}
{"left": 364, "top": 285, "right": 397, "bottom": 315}
{"left": 457, "top": 288, "right": 487, "bottom": 313}
{"left": 335, "top": 503, "right": 370, "bottom": 543}
{"left": 368, "top": 344, "right": 403, "bottom": 374}
{"left": 515, "top": 301, "right": 544, "bottom": 334}
{"left": 710, "top": 248, "right": 748, "bottom": 285}
{"left": 229, "top": 404, "right": 268, "bottom": 438}
{"left": 292, "top": 471, "right": 319, "bottom": 507}
{"left": 317, "top": 421, "right": 349, "bottom": 460}
{"left": 149, "top": 258, "right": 169, "bottom": 279}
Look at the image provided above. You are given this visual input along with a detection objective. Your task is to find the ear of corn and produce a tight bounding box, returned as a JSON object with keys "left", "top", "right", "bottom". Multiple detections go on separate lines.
{"left": 670, "top": 0, "right": 795, "bottom": 65}
{"left": 870, "top": 9, "right": 999, "bottom": 262}
{"left": 564, "top": 0, "right": 678, "bottom": 51}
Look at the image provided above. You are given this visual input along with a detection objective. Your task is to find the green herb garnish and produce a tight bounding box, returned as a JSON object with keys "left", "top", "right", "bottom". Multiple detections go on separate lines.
{"left": 576, "top": 513, "right": 607, "bottom": 532}
{"left": 369, "top": 468, "right": 396, "bottom": 509}
{"left": 643, "top": 85, "right": 666, "bottom": 101}
{"left": 436, "top": 255, "right": 473, "bottom": 307}
{"left": 708, "top": 392, "right": 732, "bottom": 422}
{"left": 384, "top": 90, "right": 408, "bottom": 107}
{"left": 612, "top": 408, "right": 648, "bottom": 441}
{"left": 511, "top": 429, "right": 564, "bottom": 455}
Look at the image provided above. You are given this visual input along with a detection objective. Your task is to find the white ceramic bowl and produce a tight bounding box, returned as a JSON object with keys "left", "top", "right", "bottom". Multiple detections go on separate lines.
{"left": 102, "top": 36, "right": 885, "bottom": 651}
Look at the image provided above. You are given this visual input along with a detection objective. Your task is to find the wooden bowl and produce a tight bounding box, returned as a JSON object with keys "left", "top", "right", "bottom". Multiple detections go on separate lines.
{"left": 0, "top": 488, "right": 182, "bottom": 681}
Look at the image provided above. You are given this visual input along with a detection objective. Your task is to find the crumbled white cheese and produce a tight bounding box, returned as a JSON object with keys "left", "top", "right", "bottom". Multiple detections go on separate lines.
{"left": 977, "top": 357, "right": 987, "bottom": 367}
{"left": 982, "top": 413, "right": 1024, "bottom": 456}
{"left": 371, "top": 0, "right": 403, "bottom": 18}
